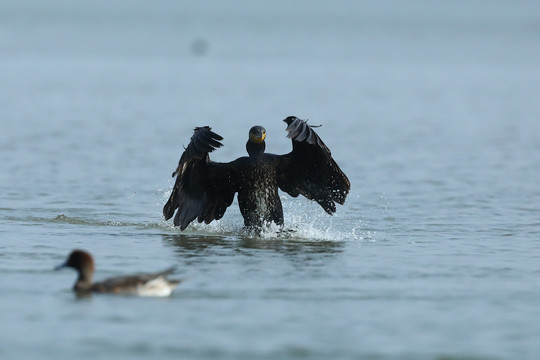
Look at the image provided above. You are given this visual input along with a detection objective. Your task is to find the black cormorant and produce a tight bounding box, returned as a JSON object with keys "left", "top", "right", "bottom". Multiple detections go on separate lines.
{"left": 163, "top": 116, "right": 350, "bottom": 230}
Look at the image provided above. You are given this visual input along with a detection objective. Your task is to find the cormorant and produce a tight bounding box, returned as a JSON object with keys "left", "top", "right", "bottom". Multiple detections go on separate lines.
{"left": 163, "top": 116, "right": 350, "bottom": 230}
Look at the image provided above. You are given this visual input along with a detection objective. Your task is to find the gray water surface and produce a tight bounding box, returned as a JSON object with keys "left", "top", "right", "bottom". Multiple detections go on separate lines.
{"left": 1, "top": 1, "right": 540, "bottom": 359}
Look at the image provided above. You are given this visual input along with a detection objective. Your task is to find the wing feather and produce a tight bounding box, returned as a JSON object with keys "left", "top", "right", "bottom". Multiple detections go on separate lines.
{"left": 278, "top": 116, "right": 350, "bottom": 214}
{"left": 163, "top": 127, "right": 236, "bottom": 230}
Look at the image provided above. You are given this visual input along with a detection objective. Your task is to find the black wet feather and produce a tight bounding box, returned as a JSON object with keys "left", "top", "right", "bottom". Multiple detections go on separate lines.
{"left": 164, "top": 117, "right": 350, "bottom": 230}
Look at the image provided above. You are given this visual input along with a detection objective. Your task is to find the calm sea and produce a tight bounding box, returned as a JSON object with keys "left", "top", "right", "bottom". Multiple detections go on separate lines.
{"left": 1, "top": 1, "right": 540, "bottom": 359}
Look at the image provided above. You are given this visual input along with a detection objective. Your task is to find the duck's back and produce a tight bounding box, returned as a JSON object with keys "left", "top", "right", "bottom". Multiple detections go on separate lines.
{"left": 90, "top": 268, "right": 180, "bottom": 297}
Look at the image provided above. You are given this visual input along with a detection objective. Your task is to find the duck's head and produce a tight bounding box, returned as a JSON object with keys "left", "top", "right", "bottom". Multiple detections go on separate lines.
{"left": 55, "top": 249, "right": 95, "bottom": 284}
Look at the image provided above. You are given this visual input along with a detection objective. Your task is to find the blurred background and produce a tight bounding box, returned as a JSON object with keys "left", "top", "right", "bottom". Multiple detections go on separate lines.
{"left": 2, "top": 0, "right": 539, "bottom": 207}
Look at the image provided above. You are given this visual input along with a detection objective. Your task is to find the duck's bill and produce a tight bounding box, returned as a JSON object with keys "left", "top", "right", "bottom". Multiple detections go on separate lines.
{"left": 54, "top": 262, "right": 67, "bottom": 271}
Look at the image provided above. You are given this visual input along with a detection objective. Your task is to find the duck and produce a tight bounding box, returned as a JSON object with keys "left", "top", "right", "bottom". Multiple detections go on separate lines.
{"left": 55, "top": 249, "right": 180, "bottom": 297}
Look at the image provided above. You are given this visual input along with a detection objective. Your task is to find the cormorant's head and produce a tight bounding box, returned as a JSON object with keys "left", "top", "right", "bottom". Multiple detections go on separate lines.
{"left": 248, "top": 126, "right": 266, "bottom": 144}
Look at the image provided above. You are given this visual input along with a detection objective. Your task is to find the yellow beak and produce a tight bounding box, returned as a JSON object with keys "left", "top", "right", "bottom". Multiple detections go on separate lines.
{"left": 250, "top": 131, "right": 266, "bottom": 143}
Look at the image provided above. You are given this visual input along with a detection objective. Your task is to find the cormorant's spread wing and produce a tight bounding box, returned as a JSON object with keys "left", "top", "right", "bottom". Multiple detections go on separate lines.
{"left": 163, "top": 127, "right": 236, "bottom": 230}
{"left": 277, "top": 116, "right": 350, "bottom": 214}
